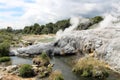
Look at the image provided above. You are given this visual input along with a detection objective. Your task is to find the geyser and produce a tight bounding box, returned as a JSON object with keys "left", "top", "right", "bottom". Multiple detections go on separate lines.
{"left": 56, "top": 16, "right": 90, "bottom": 40}
{"left": 11, "top": 3, "right": 120, "bottom": 72}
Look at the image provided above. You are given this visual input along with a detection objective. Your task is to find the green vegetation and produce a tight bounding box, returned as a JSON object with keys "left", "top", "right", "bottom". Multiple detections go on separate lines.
{"left": 23, "top": 19, "right": 70, "bottom": 34}
{"left": 0, "top": 31, "right": 13, "bottom": 43}
{"left": 33, "top": 52, "right": 50, "bottom": 66}
{"left": 0, "top": 27, "right": 22, "bottom": 56}
{"left": 22, "top": 16, "right": 103, "bottom": 35}
{"left": 19, "top": 64, "right": 34, "bottom": 77}
{"left": 0, "top": 30, "right": 13, "bottom": 64}
{"left": 48, "top": 70, "right": 64, "bottom": 80}
{"left": 0, "top": 30, "right": 12, "bottom": 57}
{"left": 0, "top": 57, "right": 11, "bottom": 62}
{"left": 0, "top": 16, "right": 103, "bottom": 35}
{"left": 72, "top": 57, "right": 109, "bottom": 79}
{"left": 91, "top": 16, "right": 103, "bottom": 24}
{"left": 77, "top": 16, "right": 103, "bottom": 30}
{"left": 0, "top": 41, "right": 10, "bottom": 57}
{"left": 40, "top": 52, "right": 50, "bottom": 61}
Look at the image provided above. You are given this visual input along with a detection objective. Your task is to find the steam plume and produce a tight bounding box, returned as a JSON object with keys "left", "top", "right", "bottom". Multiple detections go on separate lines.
{"left": 56, "top": 16, "right": 89, "bottom": 40}
{"left": 98, "top": 3, "right": 120, "bottom": 29}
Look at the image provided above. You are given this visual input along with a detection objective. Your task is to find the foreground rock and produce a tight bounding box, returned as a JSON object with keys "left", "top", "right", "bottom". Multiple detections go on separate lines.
{"left": 10, "top": 42, "right": 54, "bottom": 56}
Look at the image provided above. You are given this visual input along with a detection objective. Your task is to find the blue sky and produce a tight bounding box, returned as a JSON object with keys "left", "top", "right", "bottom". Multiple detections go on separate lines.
{"left": 0, "top": 0, "right": 119, "bottom": 29}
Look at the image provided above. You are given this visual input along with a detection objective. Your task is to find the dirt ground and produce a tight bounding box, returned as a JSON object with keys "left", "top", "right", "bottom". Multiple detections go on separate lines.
{"left": 0, "top": 70, "right": 35, "bottom": 80}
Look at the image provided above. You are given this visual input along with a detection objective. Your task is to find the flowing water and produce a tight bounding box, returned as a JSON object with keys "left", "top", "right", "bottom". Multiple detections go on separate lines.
{"left": 10, "top": 56, "right": 80, "bottom": 80}
{"left": 5, "top": 56, "right": 119, "bottom": 80}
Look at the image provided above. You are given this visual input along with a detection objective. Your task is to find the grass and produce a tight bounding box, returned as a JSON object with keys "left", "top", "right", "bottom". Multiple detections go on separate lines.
{"left": 38, "top": 37, "right": 55, "bottom": 43}
{"left": 72, "top": 57, "right": 109, "bottom": 78}
{"left": 48, "top": 70, "right": 64, "bottom": 80}
{"left": 22, "top": 34, "right": 55, "bottom": 43}
{"left": 0, "top": 57, "right": 11, "bottom": 62}
{"left": 19, "top": 64, "right": 35, "bottom": 78}
{"left": 40, "top": 52, "right": 50, "bottom": 61}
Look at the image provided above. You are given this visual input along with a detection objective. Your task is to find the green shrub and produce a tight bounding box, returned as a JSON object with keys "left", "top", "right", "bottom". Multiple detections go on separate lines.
{"left": 0, "top": 41, "right": 10, "bottom": 57}
{"left": 40, "top": 52, "right": 49, "bottom": 60}
{"left": 19, "top": 64, "right": 34, "bottom": 77}
{"left": 91, "top": 16, "right": 103, "bottom": 24}
{"left": 0, "top": 57, "right": 11, "bottom": 62}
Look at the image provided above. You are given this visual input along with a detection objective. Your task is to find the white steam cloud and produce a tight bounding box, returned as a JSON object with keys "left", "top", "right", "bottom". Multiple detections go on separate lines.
{"left": 98, "top": 3, "right": 120, "bottom": 29}
{"left": 56, "top": 17, "right": 89, "bottom": 40}
{"left": 56, "top": 2, "right": 120, "bottom": 40}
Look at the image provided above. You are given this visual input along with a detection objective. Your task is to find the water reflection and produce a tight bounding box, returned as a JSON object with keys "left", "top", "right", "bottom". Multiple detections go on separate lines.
{"left": 1, "top": 56, "right": 119, "bottom": 80}
{"left": 11, "top": 56, "right": 32, "bottom": 65}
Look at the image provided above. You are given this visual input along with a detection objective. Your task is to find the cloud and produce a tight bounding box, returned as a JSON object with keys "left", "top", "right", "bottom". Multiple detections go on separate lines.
{"left": 0, "top": 0, "right": 119, "bottom": 29}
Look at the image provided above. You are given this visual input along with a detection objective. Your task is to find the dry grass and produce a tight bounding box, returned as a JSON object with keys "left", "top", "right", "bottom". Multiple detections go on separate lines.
{"left": 48, "top": 70, "right": 64, "bottom": 80}
{"left": 2, "top": 75, "right": 35, "bottom": 80}
{"left": 0, "top": 70, "right": 35, "bottom": 80}
{"left": 33, "top": 52, "right": 50, "bottom": 66}
{"left": 75, "top": 57, "right": 108, "bottom": 69}
{"left": 22, "top": 34, "right": 55, "bottom": 42}
{"left": 72, "top": 56, "right": 110, "bottom": 78}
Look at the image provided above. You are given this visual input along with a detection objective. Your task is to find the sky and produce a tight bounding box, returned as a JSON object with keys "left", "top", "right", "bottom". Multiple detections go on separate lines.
{"left": 0, "top": 0, "right": 119, "bottom": 29}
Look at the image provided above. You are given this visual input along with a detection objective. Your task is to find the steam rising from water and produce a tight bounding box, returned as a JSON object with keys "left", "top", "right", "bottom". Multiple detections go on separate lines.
{"left": 56, "top": 17, "right": 89, "bottom": 40}
{"left": 56, "top": 3, "right": 120, "bottom": 40}
{"left": 98, "top": 3, "right": 120, "bottom": 29}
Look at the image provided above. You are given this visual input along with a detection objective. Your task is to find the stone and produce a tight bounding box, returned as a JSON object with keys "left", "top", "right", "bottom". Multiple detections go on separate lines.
{"left": 0, "top": 75, "right": 3, "bottom": 80}
{"left": 48, "top": 64, "right": 54, "bottom": 68}
{"left": 6, "top": 65, "right": 18, "bottom": 73}
{"left": 2, "top": 68, "right": 6, "bottom": 71}
{"left": 10, "top": 29, "right": 120, "bottom": 72}
{"left": 37, "top": 72, "right": 46, "bottom": 78}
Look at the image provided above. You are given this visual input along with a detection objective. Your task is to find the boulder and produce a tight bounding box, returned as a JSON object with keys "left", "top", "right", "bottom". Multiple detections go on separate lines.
{"left": 5, "top": 65, "right": 18, "bottom": 73}
{"left": 13, "top": 42, "right": 54, "bottom": 57}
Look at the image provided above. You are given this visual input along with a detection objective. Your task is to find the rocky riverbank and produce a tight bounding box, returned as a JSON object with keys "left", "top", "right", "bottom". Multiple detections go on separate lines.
{"left": 10, "top": 28, "right": 120, "bottom": 73}
{"left": 0, "top": 53, "right": 54, "bottom": 80}
{"left": 0, "top": 65, "right": 35, "bottom": 80}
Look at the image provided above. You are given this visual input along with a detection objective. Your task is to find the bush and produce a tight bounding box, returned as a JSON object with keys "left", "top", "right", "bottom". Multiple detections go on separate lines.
{"left": 19, "top": 64, "right": 34, "bottom": 77}
{"left": 0, "top": 57, "right": 11, "bottom": 62}
{"left": 33, "top": 52, "right": 50, "bottom": 66}
{"left": 91, "top": 16, "right": 103, "bottom": 24}
{"left": 48, "top": 70, "right": 64, "bottom": 80}
{"left": 72, "top": 57, "right": 109, "bottom": 78}
{"left": 40, "top": 52, "right": 49, "bottom": 60}
{"left": 0, "top": 41, "right": 10, "bottom": 57}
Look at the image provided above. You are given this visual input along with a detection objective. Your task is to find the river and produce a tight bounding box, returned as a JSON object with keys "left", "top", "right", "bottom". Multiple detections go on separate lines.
{"left": 7, "top": 56, "right": 120, "bottom": 80}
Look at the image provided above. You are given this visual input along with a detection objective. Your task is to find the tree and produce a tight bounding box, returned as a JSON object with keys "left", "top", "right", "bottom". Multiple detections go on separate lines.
{"left": 6, "top": 26, "right": 13, "bottom": 32}
{"left": 0, "top": 41, "right": 10, "bottom": 57}
{"left": 91, "top": 16, "right": 103, "bottom": 24}
{"left": 45, "top": 23, "right": 54, "bottom": 33}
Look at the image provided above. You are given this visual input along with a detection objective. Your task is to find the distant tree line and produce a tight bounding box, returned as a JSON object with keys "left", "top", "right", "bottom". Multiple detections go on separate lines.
{"left": 22, "top": 19, "right": 70, "bottom": 34}
{"left": 0, "top": 16, "right": 103, "bottom": 35}
{"left": 22, "top": 16, "right": 103, "bottom": 34}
